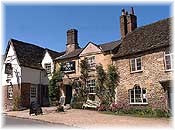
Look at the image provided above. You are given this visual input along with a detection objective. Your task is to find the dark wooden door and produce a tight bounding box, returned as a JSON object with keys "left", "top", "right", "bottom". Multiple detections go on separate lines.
{"left": 65, "top": 85, "right": 72, "bottom": 104}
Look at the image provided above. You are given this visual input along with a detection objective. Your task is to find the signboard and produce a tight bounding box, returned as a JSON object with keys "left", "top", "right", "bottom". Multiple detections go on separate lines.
{"left": 61, "top": 61, "right": 75, "bottom": 73}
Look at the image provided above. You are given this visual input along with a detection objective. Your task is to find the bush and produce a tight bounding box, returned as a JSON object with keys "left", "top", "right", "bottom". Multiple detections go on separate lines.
{"left": 13, "top": 96, "right": 21, "bottom": 111}
{"left": 113, "top": 107, "right": 171, "bottom": 118}
{"left": 71, "top": 102, "right": 83, "bottom": 109}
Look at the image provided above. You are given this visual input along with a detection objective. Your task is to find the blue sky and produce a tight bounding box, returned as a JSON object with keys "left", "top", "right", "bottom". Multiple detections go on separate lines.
{"left": 3, "top": 4, "right": 171, "bottom": 53}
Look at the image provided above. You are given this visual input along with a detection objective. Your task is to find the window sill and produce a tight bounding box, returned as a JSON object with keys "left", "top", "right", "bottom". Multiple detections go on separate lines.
{"left": 88, "top": 93, "right": 96, "bottom": 95}
{"left": 130, "top": 70, "right": 143, "bottom": 74}
{"left": 130, "top": 103, "right": 148, "bottom": 105}
{"left": 8, "top": 98, "right": 13, "bottom": 100}
{"left": 165, "top": 69, "right": 173, "bottom": 72}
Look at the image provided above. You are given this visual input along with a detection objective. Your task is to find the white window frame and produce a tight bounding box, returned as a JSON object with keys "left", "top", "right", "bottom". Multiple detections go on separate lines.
{"left": 87, "top": 56, "right": 96, "bottom": 69}
{"left": 129, "top": 86, "right": 148, "bottom": 105}
{"left": 7, "top": 85, "right": 13, "bottom": 100}
{"left": 87, "top": 79, "right": 96, "bottom": 94}
{"left": 130, "top": 57, "right": 142, "bottom": 73}
{"left": 164, "top": 52, "right": 173, "bottom": 71}
{"left": 44, "top": 63, "right": 51, "bottom": 74}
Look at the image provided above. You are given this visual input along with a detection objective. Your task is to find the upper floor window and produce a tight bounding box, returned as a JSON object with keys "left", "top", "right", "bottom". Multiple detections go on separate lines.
{"left": 61, "top": 61, "right": 76, "bottom": 73}
{"left": 87, "top": 79, "right": 96, "bottom": 94}
{"left": 164, "top": 52, "right": 173, "bottom": 71}
{"left": 5, "top": 63, "right": 13, "bottom": 78}
{"left": 129, "top": 85, "right": 147, "bottom": 104}
{"left": 45, "top": 63, "right": 51, "bottom": 74}
{"left": 130, "top": 57, "right": 142, "bottom": 73}
{"left": 87, "top": 56, "right": 95, "bottom": 68}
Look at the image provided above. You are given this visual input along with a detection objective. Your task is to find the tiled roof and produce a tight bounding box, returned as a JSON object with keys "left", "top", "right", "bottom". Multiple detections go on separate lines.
{"left": 98, "top": 40, "right": 121, "bottom": 52}
{"left": 6, "top": 39, "right": 62, "bottom": 69}
{"left": 112, "top": 17, "right": 171, "bottom": 59}
{"left": 46, "top": 48, "right": 65, "bottom": 59}
{"left": 55, "top": 40, "right": 121, "bottom": 60}
{"left": 55, "top": 48, "right": 83, "bottom": 60}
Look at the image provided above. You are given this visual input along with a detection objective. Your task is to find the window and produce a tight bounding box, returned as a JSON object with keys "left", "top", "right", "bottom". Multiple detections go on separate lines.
{"left": 30, "top": 86, "right": 37, "bottom": 98}
{"left": 87, "top": 56, "right": 95, "bottom": 68}
{"left": 129, "top": 85, "right": 147, "bottom": 104}
{"left": 87, "top": 79, "right": 96, "bottom": 94}
{"left": 5, "top": 63, "right": 13, "bottom": 78}
{"left": 7, "top": 85, "right": 13, "bottom": 99}
{"left": 130, "top": 57, "right": 142, "bottom": 72}
{"left": 45, "top": 63, "right": 51, "bottom": 74}
{"left": 164, "top": 52, "right": 173, "bottom": 71}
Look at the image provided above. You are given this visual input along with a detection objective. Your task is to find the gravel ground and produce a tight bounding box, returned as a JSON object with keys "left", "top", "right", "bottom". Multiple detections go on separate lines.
{"left": 4, "top": 107, "right": 172, "bottom": 129}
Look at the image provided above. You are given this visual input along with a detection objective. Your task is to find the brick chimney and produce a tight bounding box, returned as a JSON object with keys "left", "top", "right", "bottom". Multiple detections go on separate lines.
{"left": 120, "top": 7, "right": 137, "bottom": 39}
{"left": 127, "top": 7, "right": 137, "bottom": 33}
{"left": 120, "top": 9, "right": 128, "bottom": 39}
{"left": 66, "top": 29, "right": 80, "bottom": 54}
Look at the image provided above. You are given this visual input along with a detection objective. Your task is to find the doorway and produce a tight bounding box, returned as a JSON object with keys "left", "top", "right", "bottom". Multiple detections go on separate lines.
{"left": 65, "top": 85, "right": 72, "bottom": 104}
{"left": 30, "top": 85, "right": 38, "bottom": 103}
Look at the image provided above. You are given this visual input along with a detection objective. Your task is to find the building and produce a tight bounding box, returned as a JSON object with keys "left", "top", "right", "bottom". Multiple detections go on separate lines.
{"left": 54, "top": 7, "right": 172, "bottom": 111}
{"left": 2, "top": 39, "right": 63, "bottom": 110}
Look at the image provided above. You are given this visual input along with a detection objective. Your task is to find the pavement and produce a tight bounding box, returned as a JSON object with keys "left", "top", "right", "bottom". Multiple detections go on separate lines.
{"left": 3, "top": 115, "right": 70, "bottom": 128}
{"left": 3, "top": 107, "right": 172, "bottom": 129}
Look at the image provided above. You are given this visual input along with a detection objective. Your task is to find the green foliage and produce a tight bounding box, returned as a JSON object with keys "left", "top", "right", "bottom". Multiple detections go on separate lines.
{"left": 111, "top": 107, "right": 171, "bottom": 118}
{"left": 106, "top": 65, "right": 119, "bottom": 104}
{"left": 96, "top": 64, "right": 119, "bottom": 108}
{"left": 48, "top": 69, "right": 63, "bottom": 104}
{"left": 77, "top": 58, "right": 89, "bottom": 102}
{"left": 13, "top": 95, "right": 21, "bottom": 111}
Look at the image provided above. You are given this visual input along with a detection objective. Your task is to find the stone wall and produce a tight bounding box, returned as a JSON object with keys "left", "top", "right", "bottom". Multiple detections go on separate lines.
{"left": 114, "top": 47, "right": 172, "bottom": 110}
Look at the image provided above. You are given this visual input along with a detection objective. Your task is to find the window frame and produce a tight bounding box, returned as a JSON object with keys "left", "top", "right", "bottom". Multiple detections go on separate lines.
{"left": 7, "top": 85, "right": 13, "bottom": 100}
{"left": 86, "top": 56, "right": 96, "bottom": 69}
{"left": 87, "top": 79, "right": 96, "bottom": 95}
{"left": 44, "top": 63, "right": 52, "bottom": 74}
{"left": 130, "top": 57, "right": 143, "bottom": 73}
{"left": 164, "top": 52, "right": 173, "bottom": 71}
{"left": 129, "top": 85, "right": 148, "bottom": 105}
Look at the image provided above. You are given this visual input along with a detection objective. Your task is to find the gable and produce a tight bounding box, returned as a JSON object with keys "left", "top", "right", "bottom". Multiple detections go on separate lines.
{"left": 41, "top": 51, "right": 53, "bottom": 67}
{"left": 79, "top": 42, "right": 102, "bottom": 56}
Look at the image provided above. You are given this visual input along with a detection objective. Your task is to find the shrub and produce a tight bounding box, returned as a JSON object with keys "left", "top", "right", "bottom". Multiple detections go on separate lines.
{"left": 56, "top": 104, "right": 64, "bottom": 112}
{"left": 71, "top": 102, "right": 83, "bottom": 109}
{"left": 13, "top": 95, "right": 21, "bottom": 111}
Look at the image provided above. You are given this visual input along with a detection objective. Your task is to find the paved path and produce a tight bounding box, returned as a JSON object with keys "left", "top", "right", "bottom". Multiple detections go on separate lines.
{"left": 4, "top": 107, "right": 172, "bottom": 128}
{"left": 3, "top": 115, "right": 70, "bottom": 128}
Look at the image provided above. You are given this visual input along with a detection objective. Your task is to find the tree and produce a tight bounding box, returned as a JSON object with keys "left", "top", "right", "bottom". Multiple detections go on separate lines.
{"left": 106, "top": 65, "right": 119, "bottom": 104}
{"left": 96, "top": 64, "right": 106, "bottom": 100}
{"left": 48, "top": 69, "right": 64, "bottom": 103}
{"left": 77, "top": 58, "right": 89, "bottom": 102}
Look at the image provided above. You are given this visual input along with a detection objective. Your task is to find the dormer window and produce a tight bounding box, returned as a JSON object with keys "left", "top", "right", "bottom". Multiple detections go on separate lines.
{"left": 130, "top": 57, "right": 142, "bottom": 73}
{"left": 164, "top": 51, "right": 173, "bottom": 71}
{"left": 45, "top": 63, "right": 51, "bottom": 74}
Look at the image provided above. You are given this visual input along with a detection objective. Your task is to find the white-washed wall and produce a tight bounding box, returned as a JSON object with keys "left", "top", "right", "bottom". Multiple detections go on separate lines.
{"left": 41, "top": 51, "right": 54, "bottom": 79}
{"left": 2, "top": 44, "right": 21, "bottom": 86}
{"left": 21, "top": 66, "right": 49, "bottom": 85}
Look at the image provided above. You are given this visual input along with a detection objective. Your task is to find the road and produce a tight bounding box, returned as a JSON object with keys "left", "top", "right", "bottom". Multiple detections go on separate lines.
{"left": 3, "top": 116, "right": 71, "bottom": 128}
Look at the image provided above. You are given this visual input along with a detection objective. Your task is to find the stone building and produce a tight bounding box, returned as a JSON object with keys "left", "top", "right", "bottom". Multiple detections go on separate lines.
{"left": 54, "top": 7, "right": 172, "bottom": 111}
{"left": 112, "top": 9, "right": 172, "bottom": 110}
{"left": 54, "top": 29, "right": 120, "bottom": 104}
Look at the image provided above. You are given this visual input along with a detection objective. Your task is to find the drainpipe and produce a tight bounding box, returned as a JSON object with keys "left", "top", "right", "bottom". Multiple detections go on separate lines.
{"left": 39, "top": 70, "right": 42, "bottom": 106}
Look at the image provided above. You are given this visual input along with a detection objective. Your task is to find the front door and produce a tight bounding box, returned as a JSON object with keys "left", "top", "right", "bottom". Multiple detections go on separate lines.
{"left": 30, "top": 85, "right": 38, "bottom": 103}
{"left": 65, "top": 85, "right": 72, "bottom": 104}
{"left": 167, "top": 87, "right": 172, "bottom": 110}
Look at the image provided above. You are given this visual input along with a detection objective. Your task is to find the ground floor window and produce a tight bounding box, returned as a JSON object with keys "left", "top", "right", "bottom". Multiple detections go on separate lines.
{"left": 129, "top": 85, "right": 147, "bottom": 104}
{"left": 30, "top": 86, "right": 37, "bottom": 98}
{"left": 87, "top": 79, "right": 96, "bottom": 94}
{"left": 7, "top": 85, "right": 13, "bottom": 99}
